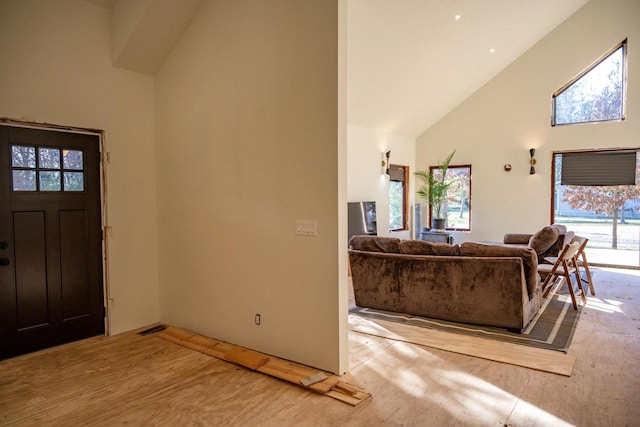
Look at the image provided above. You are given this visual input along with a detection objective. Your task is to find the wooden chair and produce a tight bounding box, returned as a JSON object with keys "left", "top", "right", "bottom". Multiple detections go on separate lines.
{"left": 544, "top": 236, "right": 595, "bottom": 296}
{"left": 538, "top": 241, "right": 586, "bottom": 310}
{"left": 571, "top": 236, "right": 595, "bottom": 296}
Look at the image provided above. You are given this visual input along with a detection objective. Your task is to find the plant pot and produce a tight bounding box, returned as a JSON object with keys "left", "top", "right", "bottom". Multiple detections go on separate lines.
{"left": 432, "top": 218, "right": 446, "bottom": 231}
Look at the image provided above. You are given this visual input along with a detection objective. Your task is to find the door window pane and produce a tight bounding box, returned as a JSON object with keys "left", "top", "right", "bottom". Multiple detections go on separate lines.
{"left": 40, "top": 171, "right": 61, "bottom": 191}
{"left": 12, "top": 170, "right": 37, "bottom": 191}
{"left": 63, "top": 150, "right": 83, "bottom": 170}
{"left": 12, "top": 146, "right": 36, "bottom": 168}
{"left": 64, "top": 172, "right": 84, "bottom": 191}
{"left": 11, "top": 144, "right": 86, "bottom": 192}
{"left": 39, "top": 148, "right": 60, "bottom": 169}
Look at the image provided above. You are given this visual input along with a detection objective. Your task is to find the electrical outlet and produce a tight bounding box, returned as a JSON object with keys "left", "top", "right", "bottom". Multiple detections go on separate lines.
{"left": 255, "top": 313, "right": 261, "bottom": 325}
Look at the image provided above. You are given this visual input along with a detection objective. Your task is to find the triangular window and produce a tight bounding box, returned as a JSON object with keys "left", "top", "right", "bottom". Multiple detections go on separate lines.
{"left": 552, "top": 39, "right": 627, "bottom": 126}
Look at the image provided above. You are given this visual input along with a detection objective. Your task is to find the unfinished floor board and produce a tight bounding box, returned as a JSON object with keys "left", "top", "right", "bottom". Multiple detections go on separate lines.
{"left": 156, "top": 326, "right": 369, "bottom": 405}
{"left": 350, "top": 314, "right": 576, "bottom": 376}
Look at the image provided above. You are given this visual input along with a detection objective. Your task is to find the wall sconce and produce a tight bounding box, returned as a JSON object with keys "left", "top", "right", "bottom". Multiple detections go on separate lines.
{"left": 381, "top": 150, "right": 391, "bottom": 174}
{"left": 529, "top": 148, "right": 537, "bottom": 175}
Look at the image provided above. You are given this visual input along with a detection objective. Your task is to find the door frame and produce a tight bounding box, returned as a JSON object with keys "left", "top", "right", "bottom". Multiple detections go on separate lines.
{"left": 0, "top": 118, "right": 111, "bottom": 335}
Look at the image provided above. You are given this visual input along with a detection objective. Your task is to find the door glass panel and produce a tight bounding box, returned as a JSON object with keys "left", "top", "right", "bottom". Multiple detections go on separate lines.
{"left": 11, "top": 145, "right": 86, "bottom": 192}
{"left": 63, "top": 150, "right": 83, "bottom": 170}
{"left": 12, "top": 145, "right": 36, "bottom": 168}
{"left": 39, "top": 148, "right": 60, "bottom": 169}
{"left": 12, "top": 170, "right": 37, "bottom": 191}
{"left": 64, "top": 172, "right": 84, "bottom": 191}
{"left": 40, "top": 171, "right": 61, "bottom": 191}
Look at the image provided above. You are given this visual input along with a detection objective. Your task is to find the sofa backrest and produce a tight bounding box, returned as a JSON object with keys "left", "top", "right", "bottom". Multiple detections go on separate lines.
{"left": 459, "top": 242, "right": 539, "bottom": 296}
{"left": 348, "top": 236, "right": 539, "bottom": 297}
{"left": 349, "top": 235, "right": 461, "bottom": 256}
{"left": 398, "top": 239, "right": 460, "bottom": 256}
{"left": 348, "top": 235, "right": 400, "bottom": 253}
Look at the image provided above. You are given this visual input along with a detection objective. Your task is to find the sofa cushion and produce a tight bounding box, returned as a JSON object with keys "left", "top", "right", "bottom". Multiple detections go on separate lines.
{"left": 399, "top": 240, "right": 460, "bottom": 256}
{"left": 503, "top": 233, "right": 532, "bottom": 245}
{"left": 349, "top": 236, "right": 400, "bottom": 253}
{"left": 528, "top": 226, "right": 559, "bottom": 256}
{"left": 459, "top": 242, "right": 539, "bottom": 296}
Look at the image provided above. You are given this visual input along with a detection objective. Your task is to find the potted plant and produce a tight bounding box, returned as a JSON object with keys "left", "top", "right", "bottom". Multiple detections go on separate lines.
{"left": 415, "top": 150, "right": 456, "bottom": 231}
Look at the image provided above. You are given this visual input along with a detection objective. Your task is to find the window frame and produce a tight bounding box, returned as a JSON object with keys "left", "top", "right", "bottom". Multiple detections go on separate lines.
{"left": 388, "top": 164, "right": 409, "bottom": 232}
{"left": 428, "top": 164, "right": 472, "bottom": 232}
{"left": 551, "top": 39, "right": 627, "bottom": 127}
{"left": 551, "top": 148, "right": 640, "bottom": 223}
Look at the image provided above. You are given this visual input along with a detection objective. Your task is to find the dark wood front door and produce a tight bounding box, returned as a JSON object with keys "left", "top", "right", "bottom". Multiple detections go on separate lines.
{"left": 0, "top": 125, "right": 104, "bottom": 360}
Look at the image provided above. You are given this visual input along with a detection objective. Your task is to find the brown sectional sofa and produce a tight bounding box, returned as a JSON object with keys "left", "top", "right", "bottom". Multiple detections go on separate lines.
{"left": 348, "top": 236, "right": 543, "bottom": 332}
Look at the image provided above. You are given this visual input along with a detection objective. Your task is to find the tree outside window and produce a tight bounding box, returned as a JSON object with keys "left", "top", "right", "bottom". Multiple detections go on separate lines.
{"left": 553, "top": 40, "right": 626, "bottom": 126}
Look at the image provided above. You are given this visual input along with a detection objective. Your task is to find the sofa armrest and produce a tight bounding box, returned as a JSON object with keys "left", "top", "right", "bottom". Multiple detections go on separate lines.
{"left": 504, "top": 234, "right": 532, "bottom": 244}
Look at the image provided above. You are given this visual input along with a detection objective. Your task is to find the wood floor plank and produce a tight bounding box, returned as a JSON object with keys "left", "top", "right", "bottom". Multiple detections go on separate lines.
{"left": 350, "top": 314, "right": 576, "bottom": 376}
{"left": 156, "top": 326, "right": 370, "bottom": 405}
{"left": 225, "top": 347, "right": 270, "bottom": 369}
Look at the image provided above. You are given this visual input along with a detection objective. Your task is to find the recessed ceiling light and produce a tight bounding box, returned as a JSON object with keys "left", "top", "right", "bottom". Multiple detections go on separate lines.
{"left": 489, "top": 48, "right": 496, "bottom": 54}
{"left": 454, "top": 14, "right": 462, "bottom": 21}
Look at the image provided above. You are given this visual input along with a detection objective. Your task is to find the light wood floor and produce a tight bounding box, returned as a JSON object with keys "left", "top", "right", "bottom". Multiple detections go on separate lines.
{"left": 1, "top": 268, "right": 639, "bottom": 426}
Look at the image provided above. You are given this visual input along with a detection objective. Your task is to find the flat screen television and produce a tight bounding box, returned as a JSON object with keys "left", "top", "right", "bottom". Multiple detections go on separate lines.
{"left": 348, "top": 201, "right": 377, "bottom": 240}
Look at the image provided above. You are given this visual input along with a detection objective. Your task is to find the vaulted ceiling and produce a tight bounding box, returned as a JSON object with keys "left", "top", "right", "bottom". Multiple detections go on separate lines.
{"left": 86, "top": 0, "right": 590, "bottom": 138}
{"left": 347, "top": 0, "right": 590, "bottom": 137}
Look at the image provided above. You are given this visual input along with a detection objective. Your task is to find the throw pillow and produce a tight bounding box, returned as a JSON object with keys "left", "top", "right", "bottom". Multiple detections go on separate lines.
{"left": 550, "top": 224, "right": 568, "bottom": 235}
{"left": 528, "top": 226, "right": 559, "bottom": 256}
{"left": 349, "top": 236, "right": 400, "bottom": 253}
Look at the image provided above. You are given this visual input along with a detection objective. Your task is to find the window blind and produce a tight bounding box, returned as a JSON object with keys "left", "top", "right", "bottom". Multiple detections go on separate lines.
{"left": 389, "top": 165, "right": 406, "bottom": 182}
{"left": 561, "top": 151, "right": 637, "bottom": 186}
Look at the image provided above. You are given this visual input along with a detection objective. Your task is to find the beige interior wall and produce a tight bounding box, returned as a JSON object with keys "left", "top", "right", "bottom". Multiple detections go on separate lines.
{"left": 111, "top": 0, "right": 152, "bottom": 63}
{"left": 347, "top": 124, "right": 416, "bottom": 240}
{"left": 416, "top": 0, "right": 640, "bottom": 244}
{"left": 155, "top": 0, "right": 346, "bottom": 373}
{"left": 0, "top": 0, "right": 160, "bottom": 334}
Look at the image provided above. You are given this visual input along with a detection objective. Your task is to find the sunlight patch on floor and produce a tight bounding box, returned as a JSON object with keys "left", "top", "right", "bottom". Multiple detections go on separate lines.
{"left": 508, "top": 398, "right": 576, "bottom": 426}
{"left": 429, "top": 369, "right": 575, "bottom": 426}
{"left": 396, "top": 368, "right": 428, "bottom": 397}
{"left": 586, "top": 297, "right": 625, "bottom": 314}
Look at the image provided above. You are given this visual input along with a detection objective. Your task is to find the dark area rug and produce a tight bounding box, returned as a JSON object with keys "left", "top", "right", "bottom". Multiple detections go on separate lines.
{"left": 350, "top": 293, "right": 582, "bottom": 352}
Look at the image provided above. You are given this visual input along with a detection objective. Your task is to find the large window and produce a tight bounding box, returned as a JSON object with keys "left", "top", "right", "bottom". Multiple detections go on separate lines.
{"left": 552, "top": 149, "right": 640, "bottom": 268}
{"left": 429, "top": 165, "right": 471, "bottom": 231}
{"left": 389, "top": 164, "right": 408, "bottom": 231}
{"left": 552, "top": 39, "right": 627, "bottom": 126}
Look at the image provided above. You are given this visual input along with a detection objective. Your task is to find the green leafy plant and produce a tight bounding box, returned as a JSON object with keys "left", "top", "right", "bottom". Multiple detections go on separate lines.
{"left": 415, "top": 150, "right": 456, "bottom": 221}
